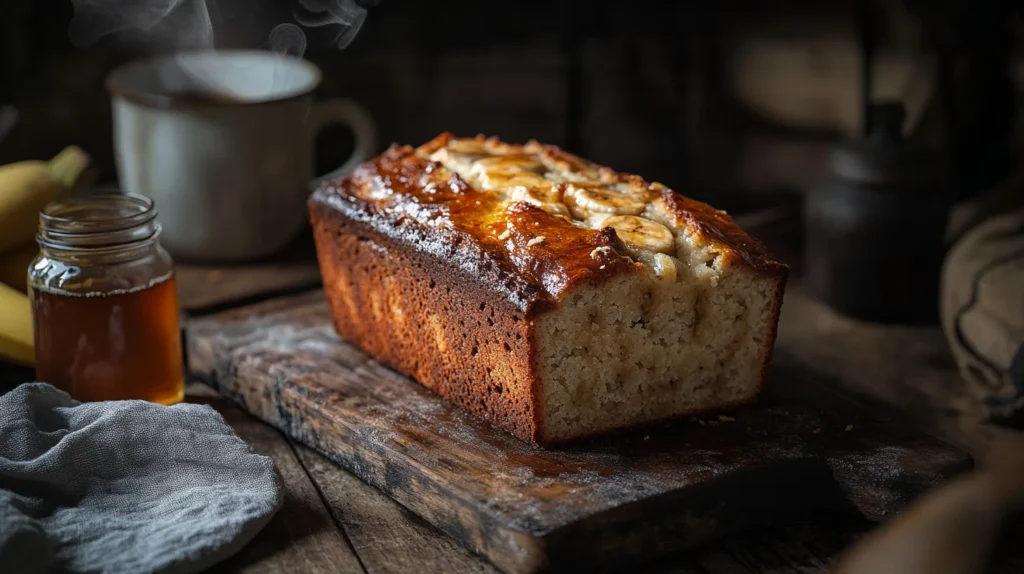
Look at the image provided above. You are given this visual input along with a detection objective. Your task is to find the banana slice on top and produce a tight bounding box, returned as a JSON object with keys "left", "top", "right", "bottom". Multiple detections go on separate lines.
{"left": 447, "top": 139, "right": 492, "bottom": 155}
{"left": 480, "top": 171, "right": 568, "bottom": 216}
{"left": 479, "top": 171, "right": 551, "bottom": 195}
{"left": 601, "top": 215, "right": 675, "bottom": 254}
{"left": 619, "top": 179, "right": 661, "bottom": 202}
{"left": 430, "top": 148, "right": 481, "bottom": 177}
{"left": 471, "top": 154, "right": 544, "bottom": 175}
{"left": 510, "top": 185, "right": 569, "bottom": 217}
{"left": 564, "top": 183, "right": 647, "bottom": 219}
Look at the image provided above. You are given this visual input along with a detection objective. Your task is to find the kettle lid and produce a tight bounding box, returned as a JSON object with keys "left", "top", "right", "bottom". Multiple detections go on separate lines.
{"left": 830, "top": 100, "right": 939, "bottom": 186}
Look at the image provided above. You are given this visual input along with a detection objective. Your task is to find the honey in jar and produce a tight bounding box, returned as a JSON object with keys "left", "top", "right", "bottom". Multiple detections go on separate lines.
{"left": 29, "top": 193, "right": 184, "bottom": 404}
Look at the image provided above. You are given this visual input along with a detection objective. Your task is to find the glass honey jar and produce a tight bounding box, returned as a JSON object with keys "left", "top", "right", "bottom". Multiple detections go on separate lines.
{"left": 28, "top": 193, "right": 184, "bottom": 404}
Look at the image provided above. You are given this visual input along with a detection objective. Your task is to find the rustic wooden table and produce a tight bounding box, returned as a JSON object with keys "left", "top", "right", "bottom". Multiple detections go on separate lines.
{"left": 182, "top": 305, "right": 1024, "bottom": 574}
{"left": 5, "top": 216, "right": 1022, "bottom": 573}
{"left": 185, "top": 383, "right": 873, "bottom": 574}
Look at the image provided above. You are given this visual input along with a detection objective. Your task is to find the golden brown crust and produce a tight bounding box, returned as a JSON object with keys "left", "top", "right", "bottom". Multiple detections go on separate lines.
{"left": 659, "top": 191, "right": 785, "bottom": 275}
{"left": 318, "top": 132, "right": 783, "bottom": 301}
{"left": 316, "top": 139, "right": 641, "bottom": 317}
{"left": 424, "top": 131, "right": 784, "bottom": 278}
{"left": 311, "top": 133, "right": 788, "bottom": 445}
{"left": 311, "top": 205, "right": 542, "bottom": 441}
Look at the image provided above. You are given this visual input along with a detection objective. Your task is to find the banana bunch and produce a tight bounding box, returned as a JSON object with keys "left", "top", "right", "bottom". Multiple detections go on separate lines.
{"left": 0, "top": 146, "right": 94, "bottom": 366}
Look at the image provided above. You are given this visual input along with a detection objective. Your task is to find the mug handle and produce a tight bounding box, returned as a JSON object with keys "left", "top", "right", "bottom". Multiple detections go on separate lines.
{"left": 308, "top": 98, "right": 377, "bottom": 191}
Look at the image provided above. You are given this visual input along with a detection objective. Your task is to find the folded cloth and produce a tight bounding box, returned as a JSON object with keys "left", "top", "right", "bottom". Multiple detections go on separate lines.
{"left": 942, "top": 175, "right": 1024, "bottom": 422}
{"left": 0, "top": 383, "right": 283, "bottom": 574}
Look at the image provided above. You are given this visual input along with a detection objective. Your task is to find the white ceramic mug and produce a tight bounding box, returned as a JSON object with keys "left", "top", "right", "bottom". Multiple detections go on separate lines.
{"left": 107, "top": 50, "right": 376, "bottom": 262}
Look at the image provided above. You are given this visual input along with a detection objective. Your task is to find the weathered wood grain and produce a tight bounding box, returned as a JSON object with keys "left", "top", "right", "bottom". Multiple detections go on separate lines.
{"left": 175, "top": 230, "right": 321, "bottom": 314}
{"left": 294, "top": 444, "right": 499, "bottom": 574}
{"left": 175, "top": 262, "right": 321, "bottom": 315}
{"left": 185, "top": 382, "right": 872, "bottom": 574}
{"left": 185, "top": 288, "right": 970, "bottom": 574}
{"left": 188, "top": 390, "right": 366, "bottom": 574}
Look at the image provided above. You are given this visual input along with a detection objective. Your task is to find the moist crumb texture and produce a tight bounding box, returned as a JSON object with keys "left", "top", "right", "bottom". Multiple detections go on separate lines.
{"left": 310, "top": 132, "right": 788, "bottom": 445}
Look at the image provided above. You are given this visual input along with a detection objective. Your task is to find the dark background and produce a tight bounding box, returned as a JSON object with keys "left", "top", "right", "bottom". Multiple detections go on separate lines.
{"left": 1, "top": 0, "right": 1021, "bottom": 215}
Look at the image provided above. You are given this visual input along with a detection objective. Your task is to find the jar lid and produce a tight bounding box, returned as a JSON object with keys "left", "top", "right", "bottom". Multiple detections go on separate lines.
{"left": 37, "top": 193, "right": 160, "bottom": 250}
{"left": 829, "top": 101, "right": 939, "bottom": 186}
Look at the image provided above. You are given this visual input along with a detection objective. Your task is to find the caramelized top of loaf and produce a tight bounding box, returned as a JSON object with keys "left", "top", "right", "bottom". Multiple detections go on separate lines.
{"left": 312, "top": 132, "right": 784, "bottom": 314}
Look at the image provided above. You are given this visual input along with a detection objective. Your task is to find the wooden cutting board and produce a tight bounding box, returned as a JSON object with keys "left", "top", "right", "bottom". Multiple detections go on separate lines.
{"left": 185, "top": 290, "right": 970, "bottom": 574}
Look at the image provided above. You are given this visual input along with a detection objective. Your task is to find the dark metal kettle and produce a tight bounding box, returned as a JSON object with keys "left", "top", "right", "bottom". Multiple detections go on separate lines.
{"left": 805, "top": 100, "right": 951, "bottom": 324}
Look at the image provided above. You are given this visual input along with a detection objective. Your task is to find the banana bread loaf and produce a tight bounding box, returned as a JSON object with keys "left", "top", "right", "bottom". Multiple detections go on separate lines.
{"left": 309, "top": 133, "right": 787, "bottom": 445}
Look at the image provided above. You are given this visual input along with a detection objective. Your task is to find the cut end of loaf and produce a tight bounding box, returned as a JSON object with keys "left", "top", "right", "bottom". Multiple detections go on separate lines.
{"left": 535, "top": 248, "right": 780, "bottom": 443}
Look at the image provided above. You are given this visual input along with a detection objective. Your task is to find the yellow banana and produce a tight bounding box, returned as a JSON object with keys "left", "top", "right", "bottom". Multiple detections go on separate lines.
{"left": 0, "top": 280, "right": 33, "bottom": 366}
{"left": 0, "top": 242, "right": 37, "bottom": 292}
{"left": 0, "top": 146, "right": 94, "bottom": 254}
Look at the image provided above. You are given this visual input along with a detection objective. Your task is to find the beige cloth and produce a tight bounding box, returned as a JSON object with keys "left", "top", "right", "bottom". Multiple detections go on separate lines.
{"left": 941, "top": 175, "right": 1024, "bottom": 421}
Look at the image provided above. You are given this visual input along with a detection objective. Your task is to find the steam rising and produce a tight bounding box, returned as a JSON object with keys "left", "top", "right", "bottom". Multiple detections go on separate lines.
{"left": 268, "top": 23, "right": 307, "bottom": 57}
{"left": 69, "top": 0, "right": 215, "bottom": 50}
{"left": 295, "top": 0, "right": 367, "bottom": 50}
{"left": 69, "top": 0, "right": 369, "bottom": 56}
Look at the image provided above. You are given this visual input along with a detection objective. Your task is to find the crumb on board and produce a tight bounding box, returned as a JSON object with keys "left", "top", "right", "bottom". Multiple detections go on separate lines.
{"left": 527, "top": 235, "right": 546, "bottom": 246}
{"left": 698, "top": 419, "right": 706, "bottom": 426}
{"left": 643, "top": 435, "right": 650, "bottom": 441}
{"left": 846, "top": 424, "right": 854, "bottom": 431}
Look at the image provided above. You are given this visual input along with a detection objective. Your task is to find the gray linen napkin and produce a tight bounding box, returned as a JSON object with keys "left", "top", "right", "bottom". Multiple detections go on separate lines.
{"left": 0, "top": 383, "right": 283, "bottom": 574}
